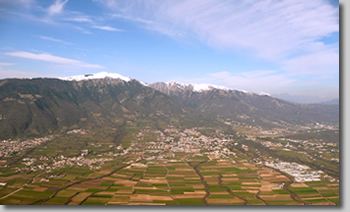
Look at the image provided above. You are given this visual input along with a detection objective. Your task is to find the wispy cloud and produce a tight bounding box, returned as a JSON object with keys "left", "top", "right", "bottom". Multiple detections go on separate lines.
{"left": 92, "top": 25, "right": 123, "bottom": 31}
{"left": 281, "top": 44, "right": 339, "bottom": 75}
{"left": 111, "top": 14, "right": 153, "bottom": 25}
{"left": 2, "top": 0, "right": 122, "bottom": 35}
{"left": 0, "top": 62, "right": 14, "bottom": 66}
{"left": 48, "top": 0, "right": 69, "bottom": 15}
{"left": 62, "top": 11, "right": 94, "bottom": 23}
{"left": 72, "top": 26, "right": 92, "bottom": 34}
{"left": 39, "top": 36, "right": 73, "bottom": 45}
{"left": 99, "top": 0, "right": 337, "bottom": 53}
{"left": 95, "top": 0, "right": 338, "bottom": 73}
{"left": 0, "top": 0, "right": 35, "bottom": 9}
{"left": 64, "top": 17, "right": 93, "bottom": 23}
{"left": 5, "top": 51, "right": 104, "bottom": 69}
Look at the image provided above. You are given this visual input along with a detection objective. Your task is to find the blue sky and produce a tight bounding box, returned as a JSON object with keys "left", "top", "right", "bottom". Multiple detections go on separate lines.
{"left": 0, "top": 0, "right": 339, "bottom": 100}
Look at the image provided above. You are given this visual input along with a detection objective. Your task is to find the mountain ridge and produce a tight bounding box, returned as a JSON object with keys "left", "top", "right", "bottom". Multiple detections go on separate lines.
{"left": 57, "top": 72, "right": 272, "bottom": 96}
{"left": 0, "top": 77, "right": 187, "bottom": 139}
{"left": 0, "top": 72, "right": 339, "bottom": 140}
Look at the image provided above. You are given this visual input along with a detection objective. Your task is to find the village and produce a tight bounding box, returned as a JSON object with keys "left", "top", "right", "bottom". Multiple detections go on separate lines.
{"left": 0, "top": 124, "right": 339, "bottom": 206}
{"left": 0, "top": 123, "right": 338, "bottom": 186}
{"left": 0, "top": 136, "right": 54, "bottom": 159}
{"left": 145, "top": 128, "right": 236, "bottom": 158}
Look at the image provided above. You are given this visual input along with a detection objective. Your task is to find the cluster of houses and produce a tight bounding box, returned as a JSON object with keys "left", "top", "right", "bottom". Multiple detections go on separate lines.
{"left": 16, "top": 151, "right": 118, "bottom": 172}
{"left": 145, "top": 128, "right": 237, "bottom": 159}
{"left": 67, "top": 129, "right": 86, "bottom": 134}
{"left": 261, "top": 141, "right": 283, "bottom": 148}
{"left": 264, "top": 161, "right": 323, "bottom": 182}
{"left": 2, "top": 124, "right": 338, "bottom": 186}
{"left": 0, "top": 136, "right": 54, "bottom": 158}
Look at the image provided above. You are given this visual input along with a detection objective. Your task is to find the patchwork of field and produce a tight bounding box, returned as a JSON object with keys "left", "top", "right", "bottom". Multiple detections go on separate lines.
{"left": 290, "top": 182, "right": 339, "bottom": 205}
{"left": 0, "top": 126, "right": 339, "bottom": 205}
{"left": 0, "top": 154, "right": 339, "bottom": 205}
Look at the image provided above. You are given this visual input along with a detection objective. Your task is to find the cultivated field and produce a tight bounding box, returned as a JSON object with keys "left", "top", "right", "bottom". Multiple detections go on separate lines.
{"left": 0, "top": 125, "right": 339, "bottom": 205}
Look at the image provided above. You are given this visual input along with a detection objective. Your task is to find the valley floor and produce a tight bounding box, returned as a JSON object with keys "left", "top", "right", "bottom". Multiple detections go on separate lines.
{"left": 0, "top": 123, "right": 339, "bottom": 205}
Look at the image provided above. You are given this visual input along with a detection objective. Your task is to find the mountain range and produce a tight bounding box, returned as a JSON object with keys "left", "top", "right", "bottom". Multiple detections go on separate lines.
{"left": 271, "top": 93, "right": 339, "bottom": 104}
{"left": 0, "top": 72, "right": 339, "bottom": 140}
{"left": 321, "top": 98, "right": 339, "bottom": 105}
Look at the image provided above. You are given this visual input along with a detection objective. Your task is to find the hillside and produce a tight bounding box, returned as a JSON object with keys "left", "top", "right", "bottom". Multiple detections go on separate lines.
{"left": 0, "top": 77, "right": 186, "bottom": 140}
{"left": 0, "top": 73, "right": 339, "bottom": 140}
{"left": 150, "top": 81, "right": 339, "bottom": 127}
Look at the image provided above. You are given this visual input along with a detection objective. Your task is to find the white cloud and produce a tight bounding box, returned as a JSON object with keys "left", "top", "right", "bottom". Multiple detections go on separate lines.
{"left": 73, "top": 26, "right": 92, "bottom": 34}
{"left": 5, "top": 51, "right": 104, "bottom": 69}
{"left": 62, "top": 11, "right": 94, "bottom": 23}
{"left": 64, "top": 17, "right": 93, "bottom": 23}
{"left": 0, "top": 62, "right": 14, "bottom": 66}
{"left": 48, "top": 0, "right": 69, "bottom": 15}
{"left": 39, "top": 36, "right": 73, "bottom": 45}
{"left": 92, "top": 25, "right": 123, "bottom": 31}
{"left": 239, "top": 70, "right": 276, "bottom": 78}
{"left": 111, "top": 14, "right": 153, "bottom": 25}
{"left": 95, "top": 0, "right": 338, "bottom": 63}
{"left": 281, "top": 45, "right": 339, "bottom": 75}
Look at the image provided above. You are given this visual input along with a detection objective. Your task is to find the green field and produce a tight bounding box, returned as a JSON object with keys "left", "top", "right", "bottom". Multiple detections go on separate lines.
{"left": 0, "top": 126, "right": 339, "bottom": 206}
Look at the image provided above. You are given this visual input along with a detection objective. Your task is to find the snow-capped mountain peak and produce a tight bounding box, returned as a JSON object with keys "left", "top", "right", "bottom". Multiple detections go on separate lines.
{"left": 166, "top": 81, "right": 187, "bottom": 88}
{"left": 165, "top": 81, "right": 230, "bottom": 92}
{"left": 192, "top": 84, "right": 230, "bottom": 92}
{"left": 257, "top": 92, "right": 271, "bottom": 96}
{"left": 60, "top": 72, "right": 131, "bottom": 82}
{"left": 59, "top": 73, "right": 270, "bottom": 96}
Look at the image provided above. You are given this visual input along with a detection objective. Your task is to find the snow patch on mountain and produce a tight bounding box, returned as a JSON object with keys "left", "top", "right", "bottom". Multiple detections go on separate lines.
{"left": 165, "top": 81, "right": 230, "bottom": 92}
{"left": 60, "top": 73, "right": 270, "bottom": 96}
{"left": 239, "top": 89, "right": 249, "bottom": 93}
{"left": 60, "top": 72, "right": 131, "bottom": 82}
{"left": 166, "top": 81, "right": 187, "bottom": 88}
{"left": 192, "top": 84, "right": 229, "bottom": 92}
{"left": 139, "top": 81, "right": 149, "bottom": 87}
{"left": 164, "top": 80, "right": 270, "bottom": 95}
{"left": 258, "top": 92, "right": 271, "bottom": 96}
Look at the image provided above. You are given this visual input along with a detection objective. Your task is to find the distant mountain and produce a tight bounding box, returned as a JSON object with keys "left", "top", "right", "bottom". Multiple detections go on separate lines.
{"left": 320, "top": 98, "right": 339, "bottom": 105}
{"left": 149, "top": 81, "right": 339, "bottom": 128}
{"left": 150, "top": 81, "right": 270, "bottom": 95}
{"left": 0, "top": 72, "right": 339, "bottom": 140}
{"left": 271, "top": 93, "right": 337, "bottom": 104}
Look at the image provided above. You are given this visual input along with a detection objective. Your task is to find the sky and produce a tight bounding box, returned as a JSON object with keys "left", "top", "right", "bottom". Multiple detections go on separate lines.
{"left": 0, "top": 0, "right": 339, "bottom": 101}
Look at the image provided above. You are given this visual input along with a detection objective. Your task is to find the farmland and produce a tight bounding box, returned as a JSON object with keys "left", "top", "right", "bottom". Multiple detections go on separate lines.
{"left": 0, "top": 123, "right": 339, "bottom": 205}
